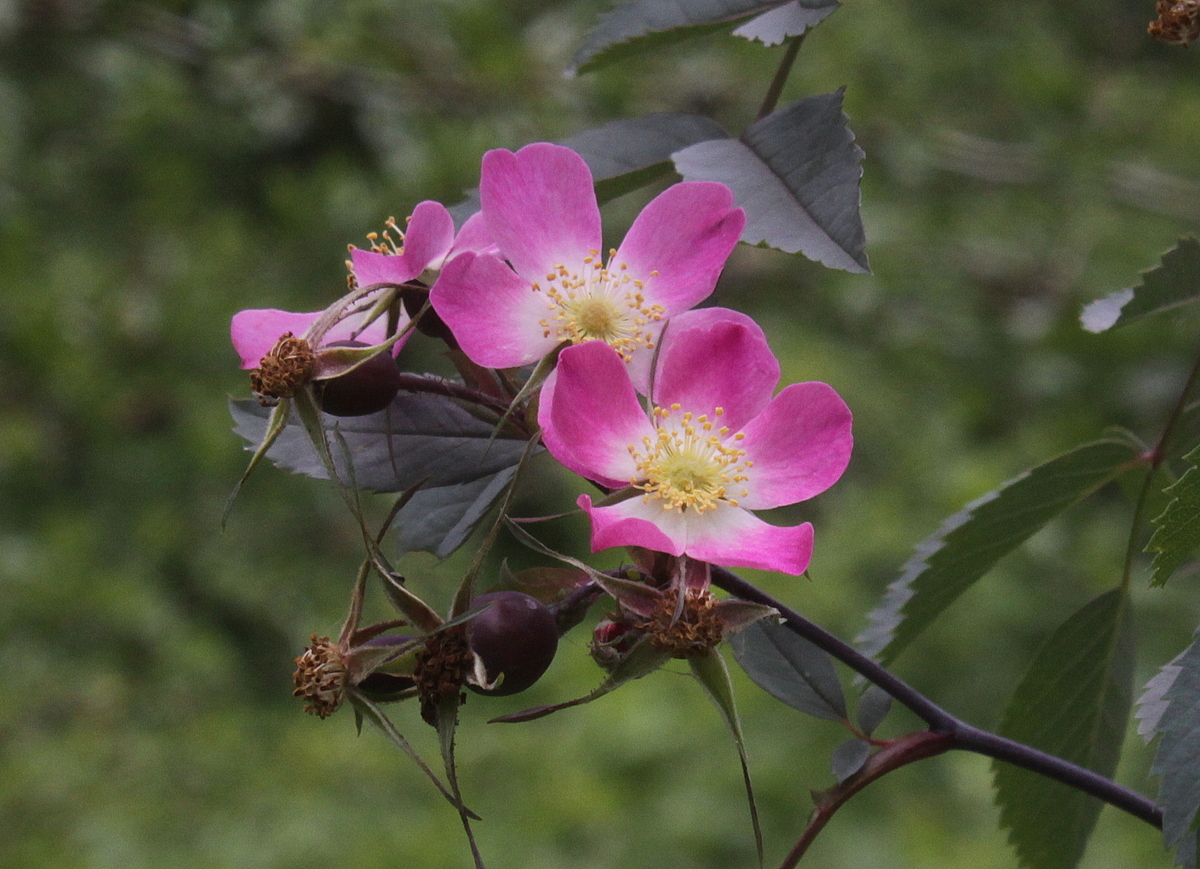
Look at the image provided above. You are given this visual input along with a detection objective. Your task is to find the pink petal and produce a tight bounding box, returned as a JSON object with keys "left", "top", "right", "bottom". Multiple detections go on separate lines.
{"left": 430, "top": 252, "right": 556, "bottom": 368}
{"left": 480, "top": 143, "right": 601, "bottom": 281}
{"left": 402, "top": 200, "right": 456, "bottom": 272}
{"left": 652, "top": 310, "right": 779, "bottom": 431}
{"left": 612, "top": 181, "right": 744, "bottom": 314}
{"left": 682, "top": 508, "right": 815, "bottom": 576}
{"left": 448, "top": 211, "right": 496, "bottom": 260}
{"left": 540, "top": 341, "right": 653, "bottom": 487}
{"left": 737, "top": 381, "right": 853, "bottom": 509}
{"left": 579, "top": 495, "right": 687, "bottom": 557}
{"left": 349, "top": 248, "right": 419, "bottom": 290}
{"left": 230, "top": 308, "right": 321, "bottom": 369}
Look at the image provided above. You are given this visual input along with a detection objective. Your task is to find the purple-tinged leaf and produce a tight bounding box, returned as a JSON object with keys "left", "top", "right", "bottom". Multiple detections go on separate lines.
{"left": 1081, "top": 236, "right": 1200, "bottom": 332}
{"left": 393, "top": 466, "right": 519, "bottom": 558}
{"left": 673, "top": 91, "right": 869, "bottom": 273}
{"left": 993, "top": 589, "right": 1136, "bottom": 869}
{"left": 858, "top": 440, "right": 1142, "bottom": 666}
{"left": 229, "top": 387, "right": 530, "bottom": 494}
{"left": 830, "top": 739, "right": 871, "bottom": 783}
{"left": 731, "top": 617, "right": 846, "bottom": 721}
{"left": 447, "top": 113, "right": 729, "bottom": 224}
{"left": 562, "top": 113, "right": 729, "bottom": 203}
{"left": 856, "top": 684, "right": 893, "bottom": 737}
{"left": 568, "top": 0, "right": 834, "bottom": 76}
{"left": 732, "top": 0, "right": 838, "bottom": 44}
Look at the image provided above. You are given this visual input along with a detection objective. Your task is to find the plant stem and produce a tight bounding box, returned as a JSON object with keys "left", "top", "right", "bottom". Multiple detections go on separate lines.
{"left": 756, "top": 35, "right": 804, "bottom": 122}
{"left": 708, "top": 566, "right": 1163, "bottom": 830}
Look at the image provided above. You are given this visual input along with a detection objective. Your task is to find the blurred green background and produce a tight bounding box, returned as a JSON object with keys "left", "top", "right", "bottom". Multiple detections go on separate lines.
{"left": 3, "top": 0, "right": 1200, "bottom": 866}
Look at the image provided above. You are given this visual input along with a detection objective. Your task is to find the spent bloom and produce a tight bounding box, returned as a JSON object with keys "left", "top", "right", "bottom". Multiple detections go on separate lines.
{"left": 538, "top": 309, "right": 853, "bottom": 576}
{"left": 231, "top": 201, "right": 489, "bottom": 407}
{"left": 430, "top": 142, "right": 745, "bottom": 386}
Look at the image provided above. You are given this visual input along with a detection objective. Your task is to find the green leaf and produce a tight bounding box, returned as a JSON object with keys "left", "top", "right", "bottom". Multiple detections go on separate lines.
{"left": 992, "top": 589, "right": 1136, "bottom": 869}
{"left": 1081, "top": 236, "right": 1200, "bottom": 332}
{"left": 858, "top": 440, "right": 1142, "bottom": 665}
{"left": 1148, "top": 444, "right": 1200, "bottom": 587}
{"left": 568, "top": 0, "right": 830, "bottom": 76}
{"left": 689, "top": 648, "right": 764, "bottom": 866}
{"left": 672, "top": 91, "right": 869, "bottom": 273}
{"left": 732, "top": 1, "right": 839, "bottom": 45}
{"left": 730, "top": 617, "right": 847, "bottom": 721}
{"left": 1145, "top": 626, "right": 1200, "bottom": 856}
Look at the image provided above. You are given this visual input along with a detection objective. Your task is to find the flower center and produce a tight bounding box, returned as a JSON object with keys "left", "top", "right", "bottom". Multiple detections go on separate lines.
{"left": 250, "top": 332, "right": 315, "bottom": 406}
{"left": 535, "top": 248, "right": 665, "bottom": 360}
{"left": 628, "top": 404, "right": 752, "bottom": 513}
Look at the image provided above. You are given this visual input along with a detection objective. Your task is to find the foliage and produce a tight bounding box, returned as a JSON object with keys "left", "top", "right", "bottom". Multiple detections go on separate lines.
{"left": 5, "top": 1, "right": 1200, "bottom": 868}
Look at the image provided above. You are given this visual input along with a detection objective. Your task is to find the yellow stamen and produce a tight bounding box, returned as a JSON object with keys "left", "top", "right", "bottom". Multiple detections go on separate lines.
{"left": 627, "top": 405, "right": 752, "bottom": 513}
{"left": 535, "top": 248, "right": 665, "bottom": 360}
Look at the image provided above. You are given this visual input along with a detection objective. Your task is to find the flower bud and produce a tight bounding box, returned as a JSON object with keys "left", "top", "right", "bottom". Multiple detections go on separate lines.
{"left": 315, "top": 340, "right": 402, "bottom": 416}
{"left": 466, "top": 591, "right": 558, "bottom": 696}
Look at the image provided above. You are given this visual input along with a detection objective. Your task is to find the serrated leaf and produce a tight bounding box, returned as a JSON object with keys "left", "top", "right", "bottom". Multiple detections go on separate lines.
{"left": 1081, "top": 236, "right": 1200, "bottom": 332}
{"left": 1148, "top": 626, "right": 1200, "bottom": 854}
{"left": 1135, "top": 651, "right": 1184, "bottom": 744}
{"left": 856, "top": 683, "right": 893, "bottom": 736}
{"left": 857, "top": 440, "right": 1142, "bottom": 665}
{"left": 673, "top": 91, "right": 869, "bottom": 273}
{"left": 569, "top": 0, "right": 833, "bottom": 76}
{"left": 731, "top": 618, "right": 846, "bottom": 721}
{"left": 732, "top": 0, "right": 838, "bottom": 45}
{"left": 690, "top": 648, "right": 764, "bottom": 866}
{"left": 992, "top": 589, "right": 1136, "bottom": 869}
{"left": 830, "top": 738, "right": 872, "bottom": 783}
{"left": 1148, "top": 444, "right": 1200, "bottom": 587}
{"left": 229, "top": 388, "right": 530, "bottom": 493}
{"left": 561, "top": 113, "right": 729, "bottom": 203}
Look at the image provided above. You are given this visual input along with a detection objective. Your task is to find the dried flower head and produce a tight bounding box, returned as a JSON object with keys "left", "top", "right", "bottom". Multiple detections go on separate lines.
{"left": 293, "top": 634, "right": 349, "bottom": 719}
{"left": 636, "top": 587, "right": 726, "bottom": 657}
{"left": 1149, "top": 0, "right": 1200, "bottom": 44}
{"left": 413, "top": 627, "right": 472, "bottom": 726}
{"left": 249, "top": 333, "right": 315, "bottom": 406}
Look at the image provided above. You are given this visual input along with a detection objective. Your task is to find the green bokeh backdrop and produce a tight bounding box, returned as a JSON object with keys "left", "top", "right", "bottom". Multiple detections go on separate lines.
{"left": 3, "top": 0, "right": 1200, "bottom": 866}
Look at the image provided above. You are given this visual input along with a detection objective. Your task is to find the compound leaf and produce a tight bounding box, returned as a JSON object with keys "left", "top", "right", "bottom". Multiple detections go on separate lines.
{"left": 1145, "top": 626, "right": 1200, "bottom": 860}
{"left": 673, "top": 91, "right": 868, "bottom": 273}
{"left": 731, "top": 617, "right": 846, "bottom": 721}
{"left": 1148, "top": 444, "right": 1200, "bottom": 587}
{"left": 569, "top": 0, "right": 834, "bottom": 76}
{"left": 1081, "top": 236, "right": 1200, "bottom": 332}
{"left": 732, "top": 0, "right": 839, "bottom": 45}
{"left": 993, "top": 589, "right": 1136, "bottom": 869}
{"left": 857, "top": 440, "right": 1142, "bottom": 665}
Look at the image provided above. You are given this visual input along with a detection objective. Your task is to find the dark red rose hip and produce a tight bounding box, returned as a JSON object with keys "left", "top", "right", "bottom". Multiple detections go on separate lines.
{"left": 467, "top": 591, "right": 559, "bottom": 696}
{"left": 316, "top": 339, "right": 402, "bottom": 416}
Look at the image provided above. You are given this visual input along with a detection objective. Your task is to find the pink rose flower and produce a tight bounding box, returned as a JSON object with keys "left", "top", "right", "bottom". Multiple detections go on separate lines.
{"left": 429, "top": 143, "right": 745, "bottom": 386}
{"left": 538, "top": 309, "right": 853, "bottom": 576}
{"left": 232, "top": 200, "right": 490, "bottom": 371}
